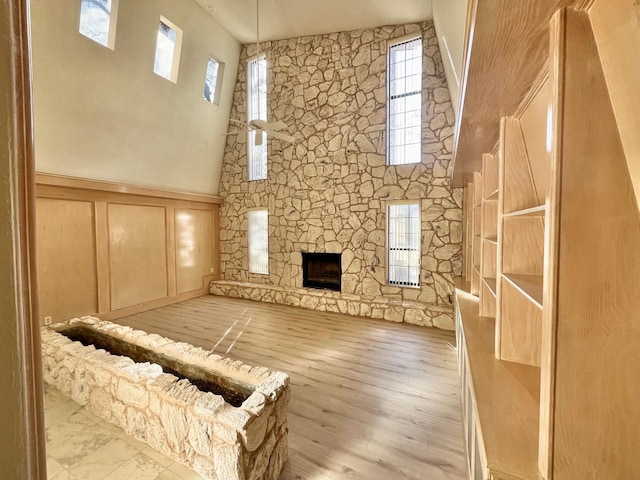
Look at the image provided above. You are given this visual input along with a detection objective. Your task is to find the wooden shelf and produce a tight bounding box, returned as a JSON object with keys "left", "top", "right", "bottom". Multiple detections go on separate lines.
{"left": 471, "top": 266, "right": 481, "bottom": 296}
{"left": 503, "top": 205, "right": 546, "bottom": 217}
{"left": 486, "top": 188, "right": 499, "bottom": 200}
{"left": 482, "top": 200, "right": 498, "bottom": 239}
{"left": 473, "top": 206, "right": 482, "bottom": 236}
{"left": 503, "top": 273, "right": 543, "bottom": 308}
{"left": 483, "top": 277, "right": 497, "bottom": 295}
{"left": 473, "top": 237, "right": 481, "bottom": 268}
{"left": 455, "top": 291, "right": 541, "bottom": 480}
{"left": 481, "top": 239, "right": 497, "bottom": 279}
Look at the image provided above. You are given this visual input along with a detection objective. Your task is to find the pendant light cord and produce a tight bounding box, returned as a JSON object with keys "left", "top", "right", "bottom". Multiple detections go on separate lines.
{"left": 256, "top": 0, "right": 261, "bottom": 54}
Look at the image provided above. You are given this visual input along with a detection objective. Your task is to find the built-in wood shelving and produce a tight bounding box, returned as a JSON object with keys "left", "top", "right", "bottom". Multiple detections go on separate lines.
{"left": 455, "top": 290, "right": 540, "bottom": 480}
{"left": 456, "top": 4, "right": 640, "bottom": 480}
{"left": 483, "top": 277, "right": 497, "bottom": 295}
{"left": 503, "top": 205, "right": 546, "bottom": 217}
{"left": 476, "top": 153, "right": 499, "bottom": 318}
{"left": 503, "top": 274, "right": 543, "bottom": 308}
{"left": 470, "top": 172, "right": 483, "bottom": 296}
{"left": 458, "top": 58, "right": 551, "bottom": 480}
{"left": 496, "top": 68, "right": 549, "bottom": 368}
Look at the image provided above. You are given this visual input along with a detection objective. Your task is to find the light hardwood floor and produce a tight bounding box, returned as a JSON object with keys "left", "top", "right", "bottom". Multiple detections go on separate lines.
{"left": 114, "top": 294, "right": 467, "bottom": 480}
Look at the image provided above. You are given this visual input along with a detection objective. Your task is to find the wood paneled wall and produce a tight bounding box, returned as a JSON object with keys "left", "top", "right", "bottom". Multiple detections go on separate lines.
{"left": 35, "top": 174, "right": 221, "bottom": 324}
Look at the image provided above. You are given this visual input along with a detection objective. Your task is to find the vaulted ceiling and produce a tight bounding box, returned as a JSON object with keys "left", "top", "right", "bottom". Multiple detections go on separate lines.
{"left": 193, "top": 0, "right": 433, "bottom": 43}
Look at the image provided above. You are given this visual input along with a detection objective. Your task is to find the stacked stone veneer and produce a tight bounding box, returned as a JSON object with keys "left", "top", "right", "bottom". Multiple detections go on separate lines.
{"left": 216, "top": 21, "right": 462, "bottom": 330}
{"left": 41, "top": 317, "right": 289, "bottom": 480}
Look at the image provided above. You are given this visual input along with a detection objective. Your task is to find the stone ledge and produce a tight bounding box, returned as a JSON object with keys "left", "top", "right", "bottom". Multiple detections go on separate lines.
{"left": 210, "top": 280, "right": 454, "bottom": 330}
{"left": 42, "top": 317, "right": 290, "bottom": 480}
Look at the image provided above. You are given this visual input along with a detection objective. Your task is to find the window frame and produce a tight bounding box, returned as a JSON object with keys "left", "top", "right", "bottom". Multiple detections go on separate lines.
{"left": 203, "top": 56, "right": 224, "bottom": 105}
{"left": 153, "top": 16, "right": 183, "bottom": 83}
{"left": 386, "top": 34, "right": 423, "bottom": 166}
{"left": 247, "top": 54, "right": 268, "bottom": 181}
{"left": 78, "top": 0, "right": 120, "bottom": 49}
{"left": 386, "top": 200, "right": 421, "bottom": 288}
{"left": 248, "top": 208, "right": 269, "bottom": 275}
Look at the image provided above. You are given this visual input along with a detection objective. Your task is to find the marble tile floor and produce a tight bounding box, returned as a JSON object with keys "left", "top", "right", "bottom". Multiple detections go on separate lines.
{"left": 44, "top": 384, "right": 205, "bottom": 480}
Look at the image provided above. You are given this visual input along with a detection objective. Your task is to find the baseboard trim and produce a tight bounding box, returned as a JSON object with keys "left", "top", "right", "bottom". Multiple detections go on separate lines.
{"left": 99, "top": 288, "right": 210, "bottom": 321}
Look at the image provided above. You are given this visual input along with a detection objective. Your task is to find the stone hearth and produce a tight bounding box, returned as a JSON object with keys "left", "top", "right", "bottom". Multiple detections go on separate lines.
{"left": 210, "top": 280, "right": 455, "bottom": 329}
{"left": 41, "top": 317, "right": 289, "bottom": 480}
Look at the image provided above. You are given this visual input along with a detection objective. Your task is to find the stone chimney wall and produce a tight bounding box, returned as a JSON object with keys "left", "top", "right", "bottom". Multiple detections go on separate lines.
{"left": 215, "top": 21, "right": 462, "bottom": 329}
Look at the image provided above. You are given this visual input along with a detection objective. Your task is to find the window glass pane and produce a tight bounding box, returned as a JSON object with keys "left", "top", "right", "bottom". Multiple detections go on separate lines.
{"left": 154, "top": 20, "right": 177, "bottom": 80}
{"left": 406, "top": 126, "right": 421, "bottom": 144}
{"left": 248, "top": 209, "right": 269, "bottom": 274}
{"left": 248, "top": 56, "right": 268, "bottom": 181}
{"left": 387, "top": 203, "right": 421, "bottom": 287}
{"left": 387, "top": 37, "right": 422, "bottom": 165}
{"left": 204, "top": 57, "right": 220, "bottom": 104}
{"left": 79, "top": 0, "right": 112, "bottom": 47}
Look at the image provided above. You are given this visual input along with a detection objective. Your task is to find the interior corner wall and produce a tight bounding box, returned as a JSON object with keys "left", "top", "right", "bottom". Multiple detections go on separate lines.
{"left": 29, "top": 0, "right": 240, "bottom": 195}
{"left": 432, "top": 0, "right": 468, "bottom": 115}
{"left": 215, "top": 22, "right": 463, "bottom": 329}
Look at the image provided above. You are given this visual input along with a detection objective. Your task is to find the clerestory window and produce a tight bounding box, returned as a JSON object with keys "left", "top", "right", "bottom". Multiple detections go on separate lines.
{"left": 247, "top": 55, "right": 267, "bottom": 180}
{"left": 387, "top": 36, "right": 423, "bottom": 165}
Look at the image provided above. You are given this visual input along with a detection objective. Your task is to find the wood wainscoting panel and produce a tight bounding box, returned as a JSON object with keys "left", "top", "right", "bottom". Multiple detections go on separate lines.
{"left": 36, "top": 174, "right": 221, "bottom": 321}
{"left": 36, "top": 198, "right": 98, "bottom": 322}
{"left": 175, "top": 208, "right": 216, "bottom": 294}
{"left": 108, "top": 204, "right": 168, "bottom": 310}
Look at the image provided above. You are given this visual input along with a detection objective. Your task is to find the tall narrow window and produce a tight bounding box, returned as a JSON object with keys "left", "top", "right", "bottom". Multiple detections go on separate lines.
{"left": 79, "top": 0, "right": 119, "bottom": 48}
{"left": 153, "top": 17, "right": 183, "bottom": 83}
{"left": 387, "top": 202, "right": 421, "bottom": 287}
{"left": 387, "top": 36, "right": 422, "bottom": 165}
{"left": 204, "top": 57, "right": 223, "bottom": 105}
{"left": 248, "top": 209, "right": 269, "bottom": 274}
{"left": 247, "top": 55, "right": 267, "bottom": 181}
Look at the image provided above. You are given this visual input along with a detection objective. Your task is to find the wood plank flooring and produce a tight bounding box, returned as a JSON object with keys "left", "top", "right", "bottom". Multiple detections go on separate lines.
{"left": 117, "top": 295, "right": 467, "bottom": 480}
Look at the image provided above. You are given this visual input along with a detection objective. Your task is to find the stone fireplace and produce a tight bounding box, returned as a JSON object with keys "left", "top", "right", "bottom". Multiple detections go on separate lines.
{"left": 302, "top": 252, "right": 341, "bottom": 291}
{"left": 213, "top": 21, "right": 463, "bottom": 330}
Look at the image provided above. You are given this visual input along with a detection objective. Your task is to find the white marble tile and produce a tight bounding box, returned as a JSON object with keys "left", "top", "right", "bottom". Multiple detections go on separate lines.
{"left": 44, "top": 385, "right": 67, "bottom": 409}
{"left": 50, "top": 470, "right": 78, "bottom": 480}
{"left": 139, "top": 446, "right": 174, "bottom": 468}
{"left": 67, "top": 437, "right": 139, "bottom": 480}
{"left": 45, "top": 396, "right": 84, "bottom": 428}
{"left": 47, "top": 456, "right": 65, "bottom": 478}
{"left": 46, "top": 416, "right": 118, "bottom": 469}
{"left": 155, "top": 471, "right": 180, "bottom": 480}
{"left": 165, "top": 461, "right": 206, "bottom": 480}
{"left": 101, "top": 452, "right": 167, "bottom": 480}
{"left": 96, "top": 420, "right": 148, "bottom": 451}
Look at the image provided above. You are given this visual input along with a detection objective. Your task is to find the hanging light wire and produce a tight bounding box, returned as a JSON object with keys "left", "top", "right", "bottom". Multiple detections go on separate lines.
{"left": 256, "top": 0, "right": 261, "bottom": 55}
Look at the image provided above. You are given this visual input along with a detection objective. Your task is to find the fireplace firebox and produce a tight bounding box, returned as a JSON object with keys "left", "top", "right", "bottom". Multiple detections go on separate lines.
{"left": 302, "top": 252, "right": 341, "bottom": 291}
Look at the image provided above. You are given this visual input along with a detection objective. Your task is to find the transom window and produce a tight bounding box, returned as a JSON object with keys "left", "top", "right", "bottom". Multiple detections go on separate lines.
{"left": 78, "top": 0, "right": 119, "bottom": 49}
{"left": 387, "top": 36, "right": 423, "bottom": 165}
{"left": 248, "top": 209, "right": 269, "bottom": 275}
{"left": 387, "top": 202, "right": 421, "bottom": 287}
{"left": 204, "top": 57, "right": 222, "bottom": 105}
{"left": 153, "top": 17, "right": 183, "bottom": 83}
{"left": 247, "top": 55, "right": 267, "bottom": 181}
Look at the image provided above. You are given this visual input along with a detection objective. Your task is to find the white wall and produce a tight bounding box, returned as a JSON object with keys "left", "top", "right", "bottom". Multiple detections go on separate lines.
{"left": 30, "top": 0, "right": 241, "bottom": 195}
{"left": 432, "top": 0, "right": 468, "bottom": 115}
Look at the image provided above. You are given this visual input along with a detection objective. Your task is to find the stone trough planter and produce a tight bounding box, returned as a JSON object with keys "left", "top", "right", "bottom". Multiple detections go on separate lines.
{"left": 41, "top": 316, "right": 289, "bottom": 480}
